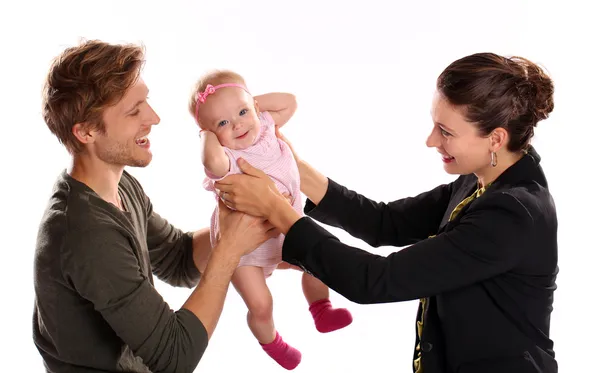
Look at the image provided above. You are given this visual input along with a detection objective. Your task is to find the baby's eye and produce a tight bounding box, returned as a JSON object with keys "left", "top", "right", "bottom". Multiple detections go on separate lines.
{"left": 218, "top": 120, "right": 229, "bottom": 127}
{"left": 240, "top": 108, "right": 248, "bottom": 116}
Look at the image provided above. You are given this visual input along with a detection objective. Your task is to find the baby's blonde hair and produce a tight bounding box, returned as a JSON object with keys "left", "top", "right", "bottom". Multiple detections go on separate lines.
{"left": 188, "top": 69, "right": 248, "bottom": 128}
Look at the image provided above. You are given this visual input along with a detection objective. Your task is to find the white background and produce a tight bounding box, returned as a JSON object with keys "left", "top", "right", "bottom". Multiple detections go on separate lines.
{"left": 0, "top": 0, "right": 597, "bottom": 371}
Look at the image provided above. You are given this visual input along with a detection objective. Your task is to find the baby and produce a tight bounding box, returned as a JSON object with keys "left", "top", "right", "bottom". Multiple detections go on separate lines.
{"left": 188, "top": 70, "right": 353, "bottom": 370}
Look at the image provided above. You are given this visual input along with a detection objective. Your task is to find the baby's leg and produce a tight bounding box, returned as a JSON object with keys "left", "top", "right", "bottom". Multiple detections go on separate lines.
{"left": 301, "top": 271, "right": 330, "bottom": 304}
{"left": 301, "top": 271, "right": 354, "bottom": 333}
{"left": 232, "top": 265, "right": 275, "bottom": 342}
{"left": 232, "top": 266, "right": 301, "bottom": 370}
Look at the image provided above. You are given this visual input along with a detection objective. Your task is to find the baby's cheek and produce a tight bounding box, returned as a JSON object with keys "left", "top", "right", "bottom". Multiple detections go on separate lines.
{"left": 251, "top": 120, "right": 261, "bottom": 134}
{"left": 215, "top": 131, "right": 227, "bottom": 146}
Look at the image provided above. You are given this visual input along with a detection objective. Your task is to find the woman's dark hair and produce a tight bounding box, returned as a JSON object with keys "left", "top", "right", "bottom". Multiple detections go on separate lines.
{"left": 437, "top": 53, "right": 554, "bottom": 152}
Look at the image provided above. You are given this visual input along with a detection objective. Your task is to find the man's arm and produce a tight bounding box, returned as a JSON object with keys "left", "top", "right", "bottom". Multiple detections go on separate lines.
{"left": 184, "top": 198, "right": 280, "bottom": 338}
{"left": 192, "top": 227, "right": 211, "bottom": 273}
{"left": 146, "top": 208, "right": 201, "bottom": 288}
{"left": 65, "top": 225, "right": 256, "bottom": 372}
{"left": 64, "top": 228, "right": 210, "bottom": 373}
{"left": 182, "top": 242, "right": 239, "bottom": 339}
{"left": 140, "top": 180, "right": 215, "bottom": 287}
{"left": 254, "top": 93, "right": 297, "bottom": 127}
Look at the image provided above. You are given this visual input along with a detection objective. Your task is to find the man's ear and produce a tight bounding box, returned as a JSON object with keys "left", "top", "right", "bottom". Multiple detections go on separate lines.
{"left": 72, "top": 122, "right": 99, "bottom": 145}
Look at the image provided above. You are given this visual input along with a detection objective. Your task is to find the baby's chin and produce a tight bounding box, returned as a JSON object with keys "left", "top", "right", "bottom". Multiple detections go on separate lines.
{"left": 226, "top": 138, "right": 253, "bottom": 150}
{"left": 227, "top": 130, "right": 258, "bottom": 149}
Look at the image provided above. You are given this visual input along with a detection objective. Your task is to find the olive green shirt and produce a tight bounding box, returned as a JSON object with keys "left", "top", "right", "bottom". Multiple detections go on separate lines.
{"left": 33, "top": 170, "right": 207, "bottom": 372}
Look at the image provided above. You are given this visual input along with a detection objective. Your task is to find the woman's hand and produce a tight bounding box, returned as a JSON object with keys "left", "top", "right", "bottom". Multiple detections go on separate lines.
{"left": 216, "top": 198, "right": 279, "bottom": 257}
{"left": 214, "top": 158, "right": 287, "bottom": 219}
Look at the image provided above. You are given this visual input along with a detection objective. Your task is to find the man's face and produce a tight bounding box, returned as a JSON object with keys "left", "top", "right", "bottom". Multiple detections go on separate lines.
{"left": 91, "top": 78, "right": 160, "bottom": 168}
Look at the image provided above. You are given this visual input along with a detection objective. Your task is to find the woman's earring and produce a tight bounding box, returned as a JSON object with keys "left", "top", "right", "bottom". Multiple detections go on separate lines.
{"left": 491, "top": 152, "right": 498, "bottom": 167}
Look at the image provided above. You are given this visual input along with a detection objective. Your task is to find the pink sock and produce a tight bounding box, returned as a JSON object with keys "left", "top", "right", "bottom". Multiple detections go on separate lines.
{"left": 260, "top": 331, "right": 302, "bottom": 370}
{"left": 309, "top": 298, "right": 353, "bottom": 333}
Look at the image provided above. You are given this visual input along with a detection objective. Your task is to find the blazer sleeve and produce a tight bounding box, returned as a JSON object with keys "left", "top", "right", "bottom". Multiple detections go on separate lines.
{"left": 303, "top": 178, "right": 454, "bottom": 247}
{"left": 283, "top": 191, "right": 533, "bottom": 304}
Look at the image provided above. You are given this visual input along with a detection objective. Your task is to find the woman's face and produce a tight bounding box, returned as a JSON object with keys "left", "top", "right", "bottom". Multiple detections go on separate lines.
{"left": 426, "top": 91, "right": 493, "bottom": 176}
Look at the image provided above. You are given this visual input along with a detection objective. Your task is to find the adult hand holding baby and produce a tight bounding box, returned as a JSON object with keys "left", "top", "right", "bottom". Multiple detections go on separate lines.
{"left": 216, "top": 198, "right": 278, "bottom": 257}
{"left": 215, "top": 158, "right": 288, "bottom": 220}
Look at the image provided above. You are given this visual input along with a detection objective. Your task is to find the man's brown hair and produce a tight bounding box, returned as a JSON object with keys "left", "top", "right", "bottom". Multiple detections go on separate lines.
{"left": 42, "top": 39, "right": 146, "bottom": 153}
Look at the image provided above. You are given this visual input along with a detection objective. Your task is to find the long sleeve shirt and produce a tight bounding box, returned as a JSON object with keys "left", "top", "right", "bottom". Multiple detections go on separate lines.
{"left": 33, "top": 170, "right": 207, "bottom": 373}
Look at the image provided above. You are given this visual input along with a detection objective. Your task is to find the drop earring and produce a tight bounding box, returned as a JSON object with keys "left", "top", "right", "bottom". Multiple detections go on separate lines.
{"left": 491, "top": 152, "right": 497, "bottom": 167}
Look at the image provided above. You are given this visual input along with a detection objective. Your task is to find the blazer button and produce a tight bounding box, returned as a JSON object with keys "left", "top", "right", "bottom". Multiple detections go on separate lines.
{"left": 422, "top": 342, "right": 433, "bottom": 352}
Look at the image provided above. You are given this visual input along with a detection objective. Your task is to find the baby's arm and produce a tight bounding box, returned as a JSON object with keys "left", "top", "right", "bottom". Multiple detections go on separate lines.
{"left": 200, "top": 130, "right": 230, "bottom": 178}
{"left": 254, "top": 93, "right": 297, "bottom": 127}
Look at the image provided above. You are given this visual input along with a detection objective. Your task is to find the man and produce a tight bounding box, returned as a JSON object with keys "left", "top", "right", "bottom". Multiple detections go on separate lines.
{"left": 33, "top": 39, "right": 276, "bottom": 373}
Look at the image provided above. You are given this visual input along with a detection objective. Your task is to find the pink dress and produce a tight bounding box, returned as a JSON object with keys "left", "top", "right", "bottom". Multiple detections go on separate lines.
{"left": 203, "top": 111, "right": 302, "bottom": 277}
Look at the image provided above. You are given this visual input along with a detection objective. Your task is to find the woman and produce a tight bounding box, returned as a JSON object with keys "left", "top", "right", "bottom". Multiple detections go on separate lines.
{"left": 214, "top": 53, "right": 558, "bottom": 373}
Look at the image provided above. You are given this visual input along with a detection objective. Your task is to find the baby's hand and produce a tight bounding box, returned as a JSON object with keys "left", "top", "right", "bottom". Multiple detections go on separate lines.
{"left": 199, "top": 129, "right": 214, "bottom": 138}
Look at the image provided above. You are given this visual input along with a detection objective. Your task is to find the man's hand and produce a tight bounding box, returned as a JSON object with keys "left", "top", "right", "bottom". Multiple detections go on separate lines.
{"left": 217, "top": 198, "right": 279, "bottom": 257}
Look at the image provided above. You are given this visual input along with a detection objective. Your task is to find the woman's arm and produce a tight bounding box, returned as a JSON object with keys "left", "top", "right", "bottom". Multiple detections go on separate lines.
{"left": 275, "top": 127, "right": 328, "bottom": 205}
{"left": 296, "top": 158, "right": 329, "bottom": 205}
{"left": 275, "top": 129, "right": 455, "bottom": 247}
{"left": 215, "top": 160, "right": 531, "bottom": 304}
{"left": 281, "top": 192, "right": 532, "bottom": 304}
{"left": 305, "top": 177, "right": 454, "bottom": 247}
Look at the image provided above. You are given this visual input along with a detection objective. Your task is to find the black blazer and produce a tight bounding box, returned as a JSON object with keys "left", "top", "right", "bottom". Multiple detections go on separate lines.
{"left": 282, "top": 146, "right": 558, "bottom": 373}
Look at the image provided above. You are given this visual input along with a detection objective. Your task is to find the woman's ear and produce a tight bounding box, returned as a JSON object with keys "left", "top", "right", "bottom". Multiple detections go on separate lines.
{"left": 489, "top": 127, "right": 508, "bottom": 152}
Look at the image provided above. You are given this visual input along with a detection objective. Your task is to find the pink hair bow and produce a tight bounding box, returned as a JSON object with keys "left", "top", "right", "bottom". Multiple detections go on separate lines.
{"left": 194, "top": 83, "right": 251, "bottom": 122}
{"left": 197, "top": 84, "right": 216, "bottom": 104}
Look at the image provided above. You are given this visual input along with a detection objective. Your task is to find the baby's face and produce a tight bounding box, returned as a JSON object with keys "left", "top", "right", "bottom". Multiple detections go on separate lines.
{"left": 197, "top": 87, "right": 260, "bottom": 150}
